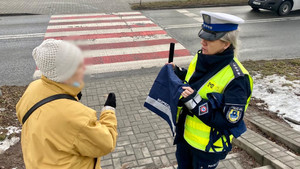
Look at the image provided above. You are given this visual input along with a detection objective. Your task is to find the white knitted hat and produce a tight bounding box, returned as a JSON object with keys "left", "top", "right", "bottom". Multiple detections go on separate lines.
{"left": 32, "top": 39, "right": 84, "bottom": 82}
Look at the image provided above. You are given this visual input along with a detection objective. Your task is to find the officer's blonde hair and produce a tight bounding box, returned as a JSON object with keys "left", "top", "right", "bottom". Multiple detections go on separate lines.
{"left": 220, "top": 29, "right": 240, "bottom": 57}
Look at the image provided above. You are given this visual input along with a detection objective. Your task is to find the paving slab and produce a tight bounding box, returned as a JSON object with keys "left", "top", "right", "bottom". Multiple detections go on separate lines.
{"left": 253, "top": 165, "right": 274, "bottom": 169}
{"left": 81, "top": 72, "right": 246, "bottom": 169}
{"left": 158, "top": 153, "right": 245, "bottom": 169}
{"left": 233, "top": 129, "right": 300, "bottom": 169}
{"left": 246, "top": 114, "right": 300, "bottom": 154}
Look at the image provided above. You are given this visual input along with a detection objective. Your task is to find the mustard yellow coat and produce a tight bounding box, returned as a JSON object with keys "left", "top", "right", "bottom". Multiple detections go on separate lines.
{"left": 16, "top": 76, "right": 118, "bottom": 169}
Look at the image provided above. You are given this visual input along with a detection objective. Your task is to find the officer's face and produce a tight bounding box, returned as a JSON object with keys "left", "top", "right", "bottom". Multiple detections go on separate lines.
{"left": 201, "top": 39, "right": 230, "bottom": 55}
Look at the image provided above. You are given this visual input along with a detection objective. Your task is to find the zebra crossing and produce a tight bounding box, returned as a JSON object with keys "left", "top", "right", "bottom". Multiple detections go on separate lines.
{"left": 33, "top": 11, "right": 192, "bottom": 77}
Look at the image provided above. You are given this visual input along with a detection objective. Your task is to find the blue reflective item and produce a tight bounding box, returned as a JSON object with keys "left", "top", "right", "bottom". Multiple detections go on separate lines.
{"left": 72, "top": 82, "right": 81, "bottom": 88}
{"left": 199, "top": 11, "right": 244, "bottom": 41}
{"left": 202, "top": 23, "right": 238, "bottom": 32}
{"left": 144, "top": 64, "right": 189, "bottom": 135}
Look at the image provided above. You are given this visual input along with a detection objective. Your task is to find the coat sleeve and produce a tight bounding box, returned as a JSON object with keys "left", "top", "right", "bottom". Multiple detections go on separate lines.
{"left": 182, "top": 76, "right": 251, "bottom": 131}
{"left": 73, "top": 109, "right": 118, "bottom": 157}
{"left": 174, "top": 65, "right": 187, "bottom": 81}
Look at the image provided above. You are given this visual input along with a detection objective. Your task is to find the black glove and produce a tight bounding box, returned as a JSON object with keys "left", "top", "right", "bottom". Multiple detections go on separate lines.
{"left": 104, "top": 93, "right": 116, "bottom": 108}
{"left": 77, "top": 92, "right": 82, "bottom": 100}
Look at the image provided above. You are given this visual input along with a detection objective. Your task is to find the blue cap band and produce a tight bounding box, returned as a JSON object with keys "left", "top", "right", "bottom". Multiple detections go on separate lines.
{"left": 202, "top": 23, "right": 238, "bottom": 32}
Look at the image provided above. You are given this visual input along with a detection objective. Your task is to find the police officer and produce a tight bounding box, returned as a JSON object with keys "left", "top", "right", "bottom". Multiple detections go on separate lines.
{"left": 169, "top": 11, "right": 253, "bottom": 169}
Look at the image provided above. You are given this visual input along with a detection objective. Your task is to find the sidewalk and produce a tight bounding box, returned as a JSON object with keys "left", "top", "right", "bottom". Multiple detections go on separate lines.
{"left": 81, "top": 70, "right": 174, "bottom": 168}
{"left": 0, "top": 0, "right": 131, "bottom": 15}
{"left": 81, "top": 69, "right": 247, "bottom": 169}
{"left": 80, "top": 66, "right": 300, "bottom": 169}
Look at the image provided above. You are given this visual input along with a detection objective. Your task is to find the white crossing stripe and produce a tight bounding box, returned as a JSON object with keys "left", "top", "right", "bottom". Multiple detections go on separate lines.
{"left": 84, "top": 55, "right": 193, "bottom": 75}
{"left": 51, "top": 12, "right": 141, "bottom": 18}
{"left": 49, "top": 15, "right": 147, "bottom": 23}
{"left": 45, "top": 26, "right": 163, "bottom": 38}
{"left": 82, "top": 43, "right": 186, "bottom": 58}
{"left": 47, "top": 20, "right": 154, "bottom": 30}
{"left": 33, "top": 55, "right": 193, "bottom": 79}
{"left": 73, "top": 35, "right": 172, "bottom": 46}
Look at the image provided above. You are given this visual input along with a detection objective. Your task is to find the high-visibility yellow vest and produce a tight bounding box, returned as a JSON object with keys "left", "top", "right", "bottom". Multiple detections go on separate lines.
{"left": 181, "top": 53, "right": 253, "bottom": 152}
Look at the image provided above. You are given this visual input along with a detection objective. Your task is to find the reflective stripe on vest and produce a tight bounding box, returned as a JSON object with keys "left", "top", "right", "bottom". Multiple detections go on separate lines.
{"left": 182, "top": 53, "right": 253, "bottom": 152}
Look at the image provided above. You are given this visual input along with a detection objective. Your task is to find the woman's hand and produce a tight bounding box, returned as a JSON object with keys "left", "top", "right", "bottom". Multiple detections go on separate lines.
{"left": 165, "top": 62, "right": 175, "bottom": 69}
{"left": 181, "top": 87, "right": 194, "bottom": 98}
{"left": 104, "top": 93, "right": 116, "bottom": 108}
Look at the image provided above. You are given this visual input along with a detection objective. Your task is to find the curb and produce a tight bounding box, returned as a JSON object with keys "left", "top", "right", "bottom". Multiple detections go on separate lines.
{"left": 130, "top": 2, "right": 248, "bottom": 10}
{"left": 253, "top": 165, "right": 274, "bottom": 169}
{"left": 0, "top": 13, "right": 39, "bottom": 16}
{"left": 158, "top": 153, "right": 243, "bottom": 169}
{"left": 246, "top": 115, "right": 300, "bottom": 154}
{"left": 233, "top": 129, "right": 300, "bottom": 169}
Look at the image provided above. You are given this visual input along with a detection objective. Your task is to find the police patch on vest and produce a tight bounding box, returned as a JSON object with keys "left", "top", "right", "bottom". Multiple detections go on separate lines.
{"left": 198, "top": 103, "right": 209, "bottom": 116}
{"left": 226, "top": 106, "right": 243, "bottom": 123}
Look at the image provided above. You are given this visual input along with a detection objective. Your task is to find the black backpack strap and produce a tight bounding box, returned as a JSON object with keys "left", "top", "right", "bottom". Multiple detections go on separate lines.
{"left": 22, "top": 94, "right": 77, "bottom": 124}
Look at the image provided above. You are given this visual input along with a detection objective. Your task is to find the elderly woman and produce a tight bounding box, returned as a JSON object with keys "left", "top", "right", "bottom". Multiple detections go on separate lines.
{"left": 16, "top": 39, "right": 117, "bottom": 169}
{"left": 170, "top": 11, "right": 253, "bottom": 169}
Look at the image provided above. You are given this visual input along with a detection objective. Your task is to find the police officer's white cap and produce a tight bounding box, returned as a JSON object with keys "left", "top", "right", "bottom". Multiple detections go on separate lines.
{"left": 199, "top": 11, "right": 245, "bottom": 41}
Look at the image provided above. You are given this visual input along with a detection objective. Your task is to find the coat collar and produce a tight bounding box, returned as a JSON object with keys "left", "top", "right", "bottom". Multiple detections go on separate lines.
{"left": 41, "top": 75, "right": 84, "bottom": 97}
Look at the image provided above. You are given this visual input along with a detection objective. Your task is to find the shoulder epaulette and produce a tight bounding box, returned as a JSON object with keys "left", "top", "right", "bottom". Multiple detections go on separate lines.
{"left": 230, "top": 61, "right": 244, "bottom": 78}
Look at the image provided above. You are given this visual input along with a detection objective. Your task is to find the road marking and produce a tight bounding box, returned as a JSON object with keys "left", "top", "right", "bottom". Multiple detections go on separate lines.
{"left": 246, "top": 16, "right": 300, "bottom": 23}
{"left": 49, "top": 15, "right": 147, "bottom": 23}
{"left": 51, "top": 13, "right": 142, "bottom": 20}
{"left": 33, "top": 55, "right": 193, "bottom": 79}
{"left": 51, "top": 12, "right": 141, "bottom": 18}
{"left": 164, "top": 23, "right": 202, "bottom": 29}
{"left": 83, "top": 55, "right": 192, "bottom": 74}
{"left": 176, "top": 9, "right": 203, "bottom": 22}
{"left": 164, "top": 14, "right": 300, "bottom": 29}
{"left": 79, "top": 38, "right": 177, "bottom": 50}
{"left": 82, "top": 43, "right": 186, "bottom": 58}
{"left": 72, "top": 34, "right": 172, "bottom": 46}
{"left": 46, "top": 23, "right": 158, "bottom": 33}
{"left": 44, "top": 30, "right": 167, "bottom": 40}
{"left": 44, "top": 26, "right": 163, "bottom": 37}
{"left": 2, "top": 14, "right": 300, "bottom": 40}
{"left": 33, "top": 12, "right": 192, "bottom": 78}
{"left": 49, "top": 18, "right": 150, "bottom": 26}
{"left": 85, "top": 49, "right": 190, "bottom": 65}
{"left": 47, "top": 20, "right": 154, "bottom": 29}
{"left": 0, "top": 33, "right": 45, "bottom": 40}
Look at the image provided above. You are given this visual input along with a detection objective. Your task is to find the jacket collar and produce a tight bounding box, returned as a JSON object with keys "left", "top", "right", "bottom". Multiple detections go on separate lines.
{"left": 188, "top": 47, "right": 234, "bottom": 87}
{"left": 41, "top": 76, "right": 84, "bottom": 97}
{"left": 197, "top": 47, "right": 234, "bottom": 71}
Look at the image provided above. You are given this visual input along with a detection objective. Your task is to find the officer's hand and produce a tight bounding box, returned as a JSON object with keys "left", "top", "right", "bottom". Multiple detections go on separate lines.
{"left": 165, "top": 62, "right": 175, "bottom": 69}
{"left": 181, "top": 87, "right": 194, "bottom": 98}
{"left": 104, "top": 93, "right": 116, "bottom": 108}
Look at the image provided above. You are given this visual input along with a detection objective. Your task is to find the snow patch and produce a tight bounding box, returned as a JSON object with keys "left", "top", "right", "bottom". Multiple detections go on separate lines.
{"left": 0, "top": 126, "right": 21, "bottom": 154}
{"left": 252, "top": 74, "right": 300, "bottom": 131}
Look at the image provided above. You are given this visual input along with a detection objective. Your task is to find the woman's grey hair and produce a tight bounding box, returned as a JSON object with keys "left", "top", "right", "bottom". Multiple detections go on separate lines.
{"left": 220, "top": 29, "right": 240, "bottom": 57}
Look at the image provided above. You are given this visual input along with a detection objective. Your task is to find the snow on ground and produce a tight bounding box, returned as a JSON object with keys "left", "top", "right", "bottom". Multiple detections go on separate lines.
{"left": 252, "top": 74, "right": 300, "bottom": 131}
{"left": 0, "top": 126, "right": 21, "bottom": 154}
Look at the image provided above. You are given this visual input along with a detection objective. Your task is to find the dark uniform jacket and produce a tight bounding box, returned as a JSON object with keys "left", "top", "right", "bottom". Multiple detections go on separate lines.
{"left": 174, "top": 47, "right": 252, "bottom": 160}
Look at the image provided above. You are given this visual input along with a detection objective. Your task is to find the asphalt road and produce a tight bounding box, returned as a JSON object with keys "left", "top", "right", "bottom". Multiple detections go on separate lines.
{"left": 1, "top": 5, "right": 300, "bottom": 86}
{"left": 143, "top": 6, "right": 300, "bottom": 60}
{"left": 0, "top": 15, "right": 49, "bottom": 86}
